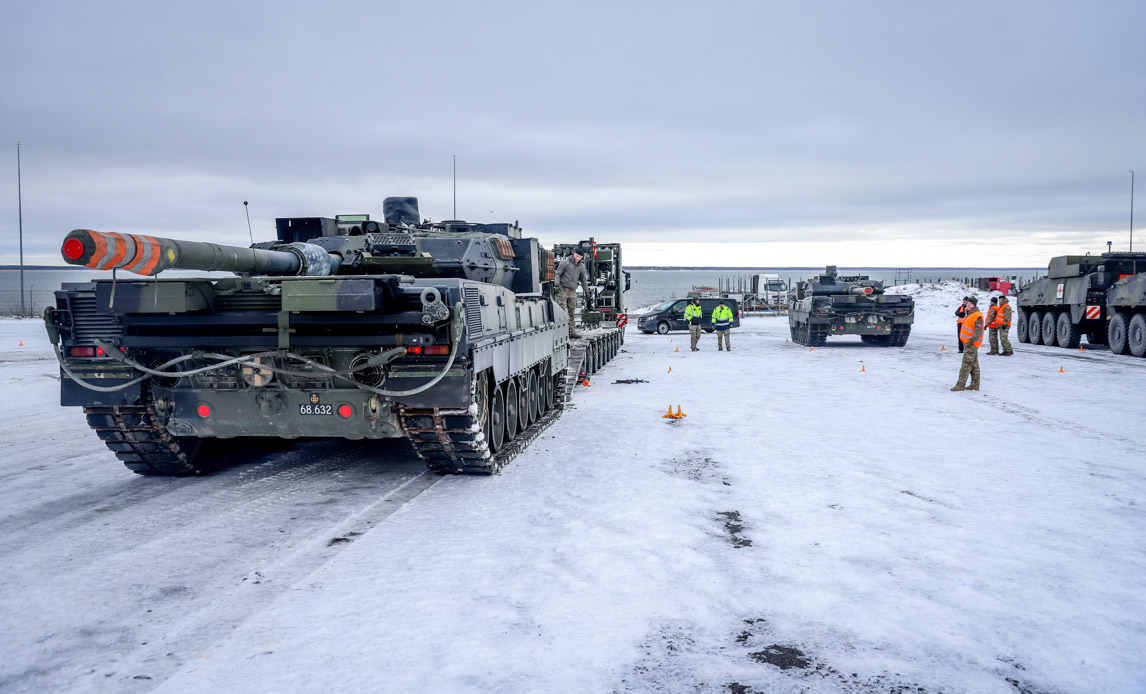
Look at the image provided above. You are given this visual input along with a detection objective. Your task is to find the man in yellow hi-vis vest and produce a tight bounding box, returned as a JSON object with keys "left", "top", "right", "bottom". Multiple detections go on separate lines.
{"left": 712, "top": 300, "right": 734, "bottom": 351}
{"left": 684, "top": 298, "right": 703, "bottom": 351}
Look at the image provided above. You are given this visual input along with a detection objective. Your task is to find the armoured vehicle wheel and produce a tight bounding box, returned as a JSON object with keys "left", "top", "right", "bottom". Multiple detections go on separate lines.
{"left": 1041, "top": 311, "right": 1058, "bottom": 346}
{"left": 504, "top": 380, "right": 519, "bottom": 440}
{"left": 489, "top": 385, "right": 505, "bottom": 452}
{"left": 1108, "top": 313, "right": 1130, "bottom": 355}
{"left": 1017, "top": 310, "right": 1029, "bottom": 343}
{"left": 1128, "top": 314, "right": 1146, "bottom": 357}
{"left": 656, "top": 322, "right": 670, "bottom": 335}
{"left": 517, "top": 375, "right": 531, "bottom": 431}
{"left": 1028, "top": 311, "right": 1043, "bottom": 344}
{"left": 1056, "top": 311, "right": 1081, "bottom": 349}
{"left": 526, "top": 370, "right": 539, "bottom": 426}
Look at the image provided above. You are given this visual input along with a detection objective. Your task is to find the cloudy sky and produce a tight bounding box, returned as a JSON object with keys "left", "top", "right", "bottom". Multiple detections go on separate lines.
{"left": 2, "top": 1, "right": 1143, "bottom": 267}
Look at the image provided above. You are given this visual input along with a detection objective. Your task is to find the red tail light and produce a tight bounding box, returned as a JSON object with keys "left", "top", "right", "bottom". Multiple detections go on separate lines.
{"left": 409, "top": 346, "right": 423, "bottom": 354}
{"left": 337, "top": 404, "right": 353, "bottom": 418}
{"left": 69, "top": 347, "right": 96, "bottom": 357}
{"left": 424, "top": 345, "right": 450, "bottom": 355}
{"left": 95, "top": 346, "right": 106, "bottom": 356}
{"left": 197, "top": 404, "right": 211, "bottom": 418}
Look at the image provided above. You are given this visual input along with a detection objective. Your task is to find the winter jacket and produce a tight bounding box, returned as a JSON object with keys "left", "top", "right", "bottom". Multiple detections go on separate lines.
{"left": 555, "top": 256, "right": 589, "bottom": 293}
{"left": 711, "top": 304, "right": 734, "bottom": 331}
{"left": 684, "top": 303, "right": 703, "bottom": 325}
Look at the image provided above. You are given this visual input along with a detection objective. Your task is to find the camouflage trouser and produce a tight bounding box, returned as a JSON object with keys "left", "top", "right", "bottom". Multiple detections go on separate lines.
{"left": 558, "top": 288, "right": 578, "bottom": 335}
{"left": 1000, "top": 325, "right": 1012, "bottom": 353}
{"left": 955, "top": 343, "right": 980, "bottom": 388}
{"left": 689, "top": 324, "right": 702, "bottom": 349}
{"left": 988, "top": 328, "right": 1000, "bottom": 353}
{"left": 717, "top": 330, "right": 730, "bottom": 350}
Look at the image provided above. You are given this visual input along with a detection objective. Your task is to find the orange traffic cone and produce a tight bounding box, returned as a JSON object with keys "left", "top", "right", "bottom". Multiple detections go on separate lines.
{"left": 662, "top": 405, "right": 675, "bottom": 418}
{"left": 1079, "top": 346, "right": 1084, "bottom": 352}
{"left": 667, "top": 365, "right": 672, "bottom": 373}
{"left": 675, "top": 405, "right": 686, "bottom": 418}
{"left": 675, "top": 347, "right": 680, "bottom": 353}
{"left": 809, "top": 346, "right": 814, "bottom": 352}
{"left": 18, "top": 340, "right": 23, "bottom": 347}
{"left": 860, "top": 364, "right": 866, "bottom": 372}
{"left": 940, "top": 345, "right": 947, "bottom": 351}
{"left": 1059, "top": 365, "right": 1065, "bottom": 373}
{"left": 785, "top": 338, "right": 789, "bottom": 343}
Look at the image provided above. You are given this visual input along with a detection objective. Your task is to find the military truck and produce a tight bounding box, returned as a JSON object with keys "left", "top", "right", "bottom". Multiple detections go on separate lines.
{"left": 45, "top": 197, "right": 623, "bottom": 477}
{"left": 551, "top": 238, "right": 629, "bottom": 374}
{"left": 1015, "top": 252, "right": 1146, "bottom": 357}
{"left": 788, "top": 266, "right": 914, "bottom": 347}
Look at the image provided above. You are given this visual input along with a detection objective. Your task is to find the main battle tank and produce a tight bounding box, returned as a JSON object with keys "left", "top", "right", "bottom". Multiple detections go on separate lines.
{"left": 44, "top": 197, "right": 602, "bottom": 476}
{"left": 788, "top": 266, "right": 914, "bottom": 346}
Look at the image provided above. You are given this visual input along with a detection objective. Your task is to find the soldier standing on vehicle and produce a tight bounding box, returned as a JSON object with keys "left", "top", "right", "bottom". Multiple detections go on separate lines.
{"left": 952, "top": 297, "right": 984, "bottom": 391}
{"left": 985, "top": 297, "right": 1000, "bottom": 355}
{"left": 554, "top": 251, "right": 590, "bottom": 339}
{"left": 998, "top": 295, "right": 1014, "bottom": 356}
{"left": 685, "top": 298, "right": 703, "bottom": 351}
{"left": 954, "top": 297, "right": 969, "bottom": 353}
{"left": 712, "top": 300, "right": 734, "bottom": 351}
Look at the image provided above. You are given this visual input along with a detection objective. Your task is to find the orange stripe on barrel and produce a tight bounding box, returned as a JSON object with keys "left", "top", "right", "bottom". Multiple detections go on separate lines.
{"left": 104, "top": 232, "right": 131, "bottom": 269}
{"left": 86, "top": 230, "right": 108, "bottom": 269}
{"left": 138, "top": 236, "right": 163, "bottom": 275}
{"left": 124, "top": 234, "right": 151, "bottom": 272}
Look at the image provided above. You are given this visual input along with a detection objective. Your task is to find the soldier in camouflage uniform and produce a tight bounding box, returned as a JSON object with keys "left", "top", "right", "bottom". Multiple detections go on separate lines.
{"left": 952, "top": 296, "right": 984, "bottom": 391}
{"left": 554, "top": 252, "right": 590, "bottom": 338}
{"left": 985, "top": 297, "right": 1000, "bottom": 355}
{"left": 998, "top": 295, "right": 1014, "bottom": 356}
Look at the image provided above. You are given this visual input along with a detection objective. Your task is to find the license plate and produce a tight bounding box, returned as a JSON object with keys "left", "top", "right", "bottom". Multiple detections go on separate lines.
{"left": 299, "top": 403, "right": 333, "bottom": 415}
{"left": 300, "top": 394, "right": 332, "bottom": 415}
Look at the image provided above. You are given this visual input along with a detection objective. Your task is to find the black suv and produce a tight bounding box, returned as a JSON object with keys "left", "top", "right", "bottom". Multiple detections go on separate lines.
{"left": 638, "top": 298, "right": 741, "bottom": 334}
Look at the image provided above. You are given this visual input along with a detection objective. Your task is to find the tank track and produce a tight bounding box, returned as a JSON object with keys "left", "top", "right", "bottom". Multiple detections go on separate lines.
{"left": 82, "top": 385, "right": 213, "bottom": 476}
{"left": 790, "top": 322, "right": 828, "bottom": 347}
{"left": 400, "top": 372, "right": 569, "bottom": 475}
{"left": 859, "top": 325, "right": 912, "bottom": 347}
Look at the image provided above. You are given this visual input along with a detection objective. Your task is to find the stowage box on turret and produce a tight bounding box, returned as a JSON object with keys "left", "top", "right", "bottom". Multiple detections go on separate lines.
{"left": 45, "top": 197, "right": 624, "bottom": 476}
{"left": 788, "top": 266, "right": 914, "bottom": 347}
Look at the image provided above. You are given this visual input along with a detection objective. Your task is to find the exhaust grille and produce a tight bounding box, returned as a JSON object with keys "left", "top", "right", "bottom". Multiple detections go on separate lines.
{"left": 66, "top": 292, "right": 123, "bottom": 345}
{"left": 463, "top": 286, "right": 483, "bottom": 336}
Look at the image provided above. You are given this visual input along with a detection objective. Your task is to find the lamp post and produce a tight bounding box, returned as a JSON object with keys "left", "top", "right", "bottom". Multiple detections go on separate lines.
{"left": 17, "top": 142, "right": 24, "bottom": 318}
{"left": 1130, "top": 170, "right": 1135, "bottom": 252}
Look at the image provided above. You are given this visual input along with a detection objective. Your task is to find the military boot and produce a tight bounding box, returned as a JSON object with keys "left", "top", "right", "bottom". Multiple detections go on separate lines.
{"left": 950, "top": 385, "right": 966, "bottom": 392}
{"left": 986, "top": 349, "right": 999, "bottom": 355}
{"left": 1002, "top": 351, "right": 1013, "bottom": 356}
{"left": 967, "top": 385, "right": 980, "bottom": 391}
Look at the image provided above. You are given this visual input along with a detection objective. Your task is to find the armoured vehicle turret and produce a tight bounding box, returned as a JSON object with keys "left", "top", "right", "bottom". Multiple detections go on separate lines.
{"left": 1016, "top": 252, "right": 1146, "bottom": 357}
{"left": 45, "top": 197, "right": 624, "bottom": 476}
{"left": 788, "top": 266, "right": 914, "bottom": 346}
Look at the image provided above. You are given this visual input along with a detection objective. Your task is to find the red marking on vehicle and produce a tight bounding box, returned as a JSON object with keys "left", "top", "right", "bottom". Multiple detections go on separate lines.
{"left": 337, "top": 404, "right": 353, "bottom": 418}
{"left": 197, "top": 404, "right": 211, "bottom": 418}
{"left": 1085, "top": 305, "right": 1101, "bottom": 319}
{"left": 63, "top": 238, "right": 85, "bottom": 260}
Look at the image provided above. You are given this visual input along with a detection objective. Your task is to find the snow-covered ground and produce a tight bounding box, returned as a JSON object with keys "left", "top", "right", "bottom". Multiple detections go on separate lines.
{"left": 2, "top": 281, "right": 1144, "bottom": 694}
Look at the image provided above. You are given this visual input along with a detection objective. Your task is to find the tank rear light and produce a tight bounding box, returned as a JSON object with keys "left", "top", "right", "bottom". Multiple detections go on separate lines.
{"left": 69, "top": 347, "right": 96, "bottom": 357}
{"left": 197, "top": 404, "right": 211, "bottom": 418}
{"left": 337, "top": 404, "right": 353, "bottom": 418}
{"left": 424, "top": 345, "right": 450, "bottom": 355}
{"left": 409, "top": 346, "right": 423, "bottom": 354}
{"left": 95, "top": 346, "right": 106, "bottom": 356}
{"left": 63, "top": 238, "right": 85, "bottom": 260}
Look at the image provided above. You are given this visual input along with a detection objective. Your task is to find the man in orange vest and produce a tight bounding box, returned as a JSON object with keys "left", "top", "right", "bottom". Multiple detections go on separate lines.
{"left": 985, "top": 297, "right": 1001, "bottom": 355}
{"left": 952, "top": 296, "right": 984, "bottom": 391}
{"left": 998, "top": 294, "right": 1014, "bottom": 356}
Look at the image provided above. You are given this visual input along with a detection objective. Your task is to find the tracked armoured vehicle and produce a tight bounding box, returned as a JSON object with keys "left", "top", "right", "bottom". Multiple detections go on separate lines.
{"left": 788, "top": 266, "right": 914, "bottom": 347}
{"left": 44, "top": 197, "right": 623, "bottom": 476}
{"left": 1016, "top": 252, "right": 1146, "bottom": 357}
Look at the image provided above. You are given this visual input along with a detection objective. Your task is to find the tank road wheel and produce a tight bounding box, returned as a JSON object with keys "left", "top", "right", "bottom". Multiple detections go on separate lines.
{"left": 517, "top": 375, "right": 531, "bottom": 431}
{"left": 1041, "top": 311, "right": 1058, "bottom": 346}
{"left": 545, "top": 365, "right": 556, "bottom": 411}
{"left": 1028, "top": 310, "right": 1043, "bottom": 344}
{"left": 1108, "top": 313, "right": 1129, "bottom": 354}
{"left": 489, "top": 382, "right": 506, "bottom": 452}
{"left": 475, "top": 371, "right": 492, "bottom": 452}
{"left": 1017, "top": 310, "right": 1030, "bottom": 343}
{"left": 1128, "top": 314, "right": 1146, "bottom": 358}
{"left": 656, "top": 321, "right": 670, "bottom": 335}
{"left": 1056, "top": 311, "right": 1081, "bottom": 349}
{"left": 504, "top": 380, "right": 519, "bottom": 440}
{"left": 526, "top": 369, "right": 540, "bottom": 425}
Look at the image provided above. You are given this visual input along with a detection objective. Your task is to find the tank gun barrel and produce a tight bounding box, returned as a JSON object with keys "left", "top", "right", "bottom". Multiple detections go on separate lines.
{"left": 60, "top": 229, "right": 338, "bottom": 277}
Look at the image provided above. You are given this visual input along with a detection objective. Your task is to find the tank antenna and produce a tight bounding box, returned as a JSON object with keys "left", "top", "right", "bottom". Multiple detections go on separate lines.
{"left": 452, "top": 155, "right": 457, "bottom": 219}
{"left": 243, "top": 200, "right": 254, "bottom": 245}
